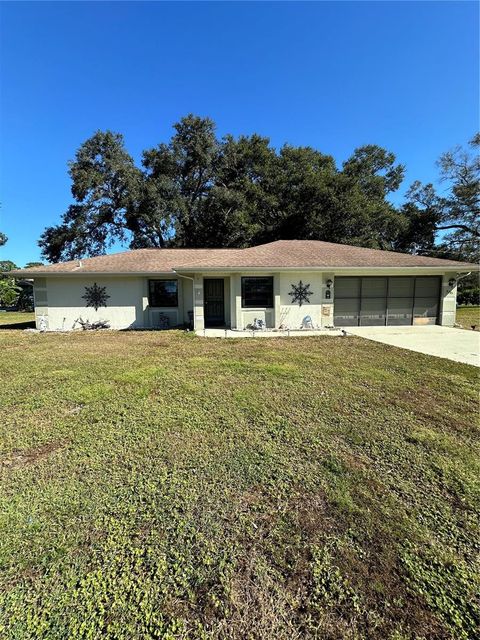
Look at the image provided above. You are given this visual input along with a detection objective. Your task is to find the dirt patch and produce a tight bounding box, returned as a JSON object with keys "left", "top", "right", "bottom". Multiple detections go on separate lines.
{"left": 0, "top": 441, "right": 67, "bottom": 470}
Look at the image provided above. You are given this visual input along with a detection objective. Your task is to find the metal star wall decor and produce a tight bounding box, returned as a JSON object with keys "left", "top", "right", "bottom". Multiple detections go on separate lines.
{"left": 82, "top": 283, "right": 110, "bottom": 311}
{"left": 289, "top": 281, "right": 313, "bottom": 306}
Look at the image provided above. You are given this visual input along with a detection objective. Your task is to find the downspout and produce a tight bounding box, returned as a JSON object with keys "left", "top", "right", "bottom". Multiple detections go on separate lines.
{"left": 453, "top": 271, "right": 472, "bottom": 308}
{"left": 447, "top": 272, "right": 472, "bottom": 327}
{"left": 455, "top": 271, "right": 472, "bottom": 283}
{"left": 172, "top": 270, "right": 196, "bottom": 331}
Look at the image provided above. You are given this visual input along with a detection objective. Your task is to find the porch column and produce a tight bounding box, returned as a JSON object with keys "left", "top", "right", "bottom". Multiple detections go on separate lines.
{"left": 142, "top": 278, "right": 150, "bottom": 327}
{"left": 274, "top": 274, "right": 281, "bottom": 328}
{"left": 193, "top": 274, "right": 204, "bottom": 331}
{"left": 231, "top": 274, "right": 241, "bottom": 330}
{"left": 321, "top": 272, "right": 335, "bottom": 327}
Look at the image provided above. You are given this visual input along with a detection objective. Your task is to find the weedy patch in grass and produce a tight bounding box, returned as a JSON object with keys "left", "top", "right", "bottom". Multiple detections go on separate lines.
{"left": 0, "top": 441, "right": 67, "bottom": 470}
{"left": 0, "top": 330, "right": 478, "bottom": 639}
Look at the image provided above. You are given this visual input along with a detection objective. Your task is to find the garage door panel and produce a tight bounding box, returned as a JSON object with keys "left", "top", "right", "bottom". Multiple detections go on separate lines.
{"left": 335, "top": 277, "right": 360, "bottom": 298}
{"left": 333, "top": 298, "right": 359, "bottom": 326}
{"left": 388, "top": 277, "right": 415, "bottom": 298}
{"left": 386, "top": 298, "right": 413, "bottom": 325}
{"left": 361, "top": 277, "right": 387, "bottom": 297}
{"left": 413, "top": 297, "right": 439, "bottom": 324}
{"left": 415, "top": 277, "right": 440, "bottom": 297}
{"left": 360, "top": 298, "right": 387, "bottom": 326}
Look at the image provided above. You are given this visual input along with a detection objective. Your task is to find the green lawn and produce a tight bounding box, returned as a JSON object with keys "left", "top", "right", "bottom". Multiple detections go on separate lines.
{"left": 0, "top": 311, "right": 35, "bottom": 327}
{"left": 456, "top": 306, "right": 480, "bottom": 331}
{"left": 0, "top": 331, "right": 478, "bottom": 640}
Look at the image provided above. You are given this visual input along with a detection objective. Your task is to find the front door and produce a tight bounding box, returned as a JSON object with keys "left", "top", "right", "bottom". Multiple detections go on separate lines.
{"left": 204, "top": 279, "right": 225, "bottom": 327}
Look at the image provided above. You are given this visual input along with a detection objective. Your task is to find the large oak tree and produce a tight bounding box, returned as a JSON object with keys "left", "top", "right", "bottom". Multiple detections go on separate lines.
{"left": 39, "top": 115, "right": 478, "bottom": 273}
{"left": 39, "top": 115, "right": 407, "bottom": 261}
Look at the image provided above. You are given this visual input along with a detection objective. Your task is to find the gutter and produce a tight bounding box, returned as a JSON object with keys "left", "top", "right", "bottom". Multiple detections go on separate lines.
{"left": 172, "top": 265, "right": 479, "bottom": 273}
{"left": 11, "top": 266, "right": 479, "bottom": 278}
{"left": 9, "top": 270, "right": 176, "bottom": 278}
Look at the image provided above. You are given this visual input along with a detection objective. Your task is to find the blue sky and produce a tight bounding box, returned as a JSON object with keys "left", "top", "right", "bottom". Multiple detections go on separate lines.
{"left": 0, "top": 1, "right": 478, "bottom": 266}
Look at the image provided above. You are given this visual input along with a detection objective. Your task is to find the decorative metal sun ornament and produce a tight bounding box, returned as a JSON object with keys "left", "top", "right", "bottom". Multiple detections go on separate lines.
{"left": 82, "top": 282, "right": 110, "bottom": 311}
{"left": 289, "top": 281, "right": 313, "bottom": 306}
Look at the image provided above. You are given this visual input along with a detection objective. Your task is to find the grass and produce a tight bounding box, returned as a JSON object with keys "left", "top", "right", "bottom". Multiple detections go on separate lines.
{"left": 0, "top": 311, "right": 35, "bottom": 328}
{"left": 0, "top": 330, "right": 478, "bottom": 640}
{"left": 456, "top": 306, "right": 480, "bottom": 331}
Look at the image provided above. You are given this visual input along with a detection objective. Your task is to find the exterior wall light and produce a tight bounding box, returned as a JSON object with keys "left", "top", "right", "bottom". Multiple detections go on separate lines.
{"left": 448, "top": 278, "right": 456, "bottom": 287}
{"left": 325, "top": 279, "right": 333, "bottom": 299}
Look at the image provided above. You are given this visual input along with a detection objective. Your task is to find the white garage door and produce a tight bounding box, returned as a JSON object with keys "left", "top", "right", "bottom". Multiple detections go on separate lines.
{"left": 334, "top": 277, "right": 441, "bottom": 327}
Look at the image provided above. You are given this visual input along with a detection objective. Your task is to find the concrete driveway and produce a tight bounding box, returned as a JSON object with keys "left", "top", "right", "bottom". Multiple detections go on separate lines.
{"left": 346, "top": 325, "right": 480, "bottom": 367}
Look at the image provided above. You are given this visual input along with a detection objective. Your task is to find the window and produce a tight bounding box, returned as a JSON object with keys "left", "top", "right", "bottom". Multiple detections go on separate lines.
{"left": 241, "top": 277, "right": 273, "bottom": 308}
{"left": 148, "top": 280, "right": 178, "bottom": 307}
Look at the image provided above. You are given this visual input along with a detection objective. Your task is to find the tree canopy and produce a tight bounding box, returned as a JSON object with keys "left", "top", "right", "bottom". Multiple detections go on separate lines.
{"left": 398, "top": 134, "right": 479, "bottom": 263}
{"left": 38, "top": 116, "right": 479, "bottom": 271}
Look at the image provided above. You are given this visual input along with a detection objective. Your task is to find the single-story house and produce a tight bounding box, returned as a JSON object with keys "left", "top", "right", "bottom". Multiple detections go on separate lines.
{"left": 12, "top": 240, "right": 479, "bottom": 332}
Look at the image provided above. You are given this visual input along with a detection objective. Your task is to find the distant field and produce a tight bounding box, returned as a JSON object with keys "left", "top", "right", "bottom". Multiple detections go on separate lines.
{"left": 0, "top": 311, "right": 35, "bottom": 327}
{"left": 457, "top": 306, "right": 480, "bottom": 331}
{"left": 0, "top": 330, "right": 478, "bottom": 639}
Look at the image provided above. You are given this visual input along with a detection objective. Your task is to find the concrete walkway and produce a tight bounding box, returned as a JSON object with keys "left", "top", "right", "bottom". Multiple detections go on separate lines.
{"left": 346, "top": 325, "right": 480, "bottom": 367}
{"left": 197, "top": 328, "right": 344, "bottom": 338}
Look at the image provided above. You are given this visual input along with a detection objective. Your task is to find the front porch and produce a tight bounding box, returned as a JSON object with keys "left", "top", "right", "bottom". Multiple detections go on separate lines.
{"left": 192, "top": 271, "right": 334, "bottom": 331}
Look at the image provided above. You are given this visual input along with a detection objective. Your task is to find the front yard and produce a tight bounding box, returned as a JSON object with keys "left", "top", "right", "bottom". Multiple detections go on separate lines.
{"left": 0, "top": 330, "right": 478, "bottom": 639}
{"left": 0, "top": 311, "right": 35, "bottom": 328}
{"left": 456, "top": 305, "right": 480, "bottom": 330}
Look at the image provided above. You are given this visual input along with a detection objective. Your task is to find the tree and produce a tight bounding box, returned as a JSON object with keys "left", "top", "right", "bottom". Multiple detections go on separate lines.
{"left": 0, "top": 261, "right": 35, "bottom": 311}
{"left": 192, "top": 133, "right": 279, "bottom": 247}
{"left": 394, "top": 184, "right": 439, "bottom": 255}
{"left": 0, "top": 278, "right": 21, "bottom": 307}
{"left": 24, "top": 261, "right": 44, "bottom": 269}
{"left": 437, "top": 133, "right": 480, "bottom": 244}
{"left": 0, "top": 260, "right": 20, "bottom": 308}
{"left": 401, "top": 134, "right": 480, "bottom": 259}
{"left": 141, "top": 114, "right": 219, "bottom": 248}
{"left": 0, "top": 232, "right": 6, "bottom": 247}
{"left": 39, "top": 115, "right": 407, "bottom": 259}
{"left": 260, "top": 144, "right": 405, "bottom": 250}
{"left": 399, "top": 134, "right": 480, "bottom": 306}
{"left": 0, "top": 260, "right": 17, "bottom": 273}
{"left": 39, "top": 131, "right": 143, "bottom": 262}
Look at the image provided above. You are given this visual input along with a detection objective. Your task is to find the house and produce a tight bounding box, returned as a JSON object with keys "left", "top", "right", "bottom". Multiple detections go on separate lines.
{"left": 12, "top": 240, "right": 478, "bottom": 332}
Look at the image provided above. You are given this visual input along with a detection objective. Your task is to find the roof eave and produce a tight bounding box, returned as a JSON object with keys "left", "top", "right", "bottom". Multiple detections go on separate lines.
{"left": 10, "top": 264, "right": 477, "bottom": 277}
{"left": 174, "top": 265, "right": 477, "bottom": 272}
{"left": 9, "top": 270, "right": 176, "bottom": 277}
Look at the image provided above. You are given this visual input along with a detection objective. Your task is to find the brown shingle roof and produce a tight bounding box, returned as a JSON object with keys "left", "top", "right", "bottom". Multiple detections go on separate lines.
{"left": 184, "top": 240, "right": 479, "bottom": 269}
{"left": 12, "top": 248, "right": 236, "bottom": 275}
{"left": 11, "top": 241, "right": 478, "bottom": 276}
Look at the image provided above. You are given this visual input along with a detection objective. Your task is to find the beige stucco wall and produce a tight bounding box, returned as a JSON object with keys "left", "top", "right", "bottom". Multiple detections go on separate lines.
{"left": 34, "top": 275, "right": 195, "bottom": 331}
{"left": 35, "top": 276, "right": 145, "bottom": 330}
{"left": 34, "top": 268, "right": 459, "bottom": 331}
{"left": 278, "top": 271, "right": 335, "bottom": 329}
{"left": 228, "top": 272, "right": 334, "bottom": 330}
{"left": 230, "top": 273, "right": 276, "bottom": 330}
